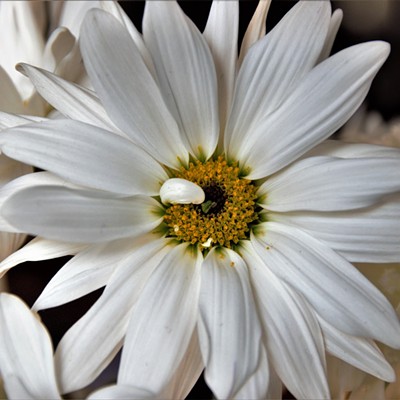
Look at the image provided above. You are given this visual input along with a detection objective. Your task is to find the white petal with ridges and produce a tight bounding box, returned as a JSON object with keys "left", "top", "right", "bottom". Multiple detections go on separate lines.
{"left": 2, "top": 186, "right": 163, "bottom": 243}
{"left": 198, "top": 248, "right": 263, "bottom": 399}
{"left": 270, "top": 195, "right": 400, "bottom": 263}
{"left": 242, "top": 243, "right": 329, "bottom": 399}
{"left": 259, "top": 156, "right": 400, "bottom": 212}
{"left": 0, "top": 172, "right": 72, "bottom": 232}
{"left": 203, "top": 0, "right": 238, "bottom": 137}
{"left": 0, "top": 119, "right": 167, "bottom": 195}
{"left": 118, "top": 243, "right": 202, "bottom": 394}
{"left": 226, "top": 1, "right": 330, "bottom": 157}
{"left": 236, "top": 41, "right": 390, "bottom": 179}
{"left": 143, "top": 1, "right": 219, "bottom": 160}
{"left": 251, "top": 222, "right": 400, "bottom": 348}
{"left": 0, "top": 294, "right": 61, "bottom": 400}
{"left": 318, "top": 317, "right": 395, "bottom": 382}
{"left": 33, "top": 238, "right": 137, "bottom": 311}
{"left": 17, "top": 63, "right": 118, "bottom": 132}
{"left": 160, "top": 330, "right": 204, "bottom": 400}
{"left": 0, "top": 237, "right": 86, "bottom": 278}
{"left": 56, "top": 237, "right": 171, "bottom": 393}
{"left": 99, "top": 0, "right": 156, "bottom": 77}
{"left": 80, "top": 9, "right": 188, "bottom": 168}
{"left": 238, "top": 0, "right": 271, "bottom": 67}
{"left": 317, "top": 8, "right": 343, "bottom": 62}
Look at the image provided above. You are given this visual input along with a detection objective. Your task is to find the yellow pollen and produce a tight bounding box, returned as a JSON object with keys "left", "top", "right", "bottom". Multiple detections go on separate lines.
{"left": 163, "top": 156, "right": 259, "bottom": 250}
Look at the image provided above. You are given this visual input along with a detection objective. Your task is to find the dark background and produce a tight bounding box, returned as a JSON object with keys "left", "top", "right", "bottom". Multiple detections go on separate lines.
{"left": 7, "top": 1, "right": 400, "bottom": 398}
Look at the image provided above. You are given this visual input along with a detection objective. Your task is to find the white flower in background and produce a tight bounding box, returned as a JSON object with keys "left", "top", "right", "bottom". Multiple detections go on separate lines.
{"left": 0, "top": 293, "right": 154, "bottom": 400}
{"left": 326, "top": 110, "right": 400, "bottom": 399}
{"left": 0, "top": 1, "right": 102, "bottom": 266}
{"left": 341, "top": 106, "right": 400, "bottom": 148}
{"left": 0, "top": 1, "right": 400, "bottom": 398}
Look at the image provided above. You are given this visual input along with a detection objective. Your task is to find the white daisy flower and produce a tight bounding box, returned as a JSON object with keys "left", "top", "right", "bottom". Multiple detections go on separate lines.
{"left": 0, "top": 1, "right": 400, "bottom": 398}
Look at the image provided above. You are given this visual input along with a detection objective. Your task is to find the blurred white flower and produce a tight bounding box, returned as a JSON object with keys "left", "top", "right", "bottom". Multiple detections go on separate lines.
{"left": 0, "top": 1, "right": 400, "bottom": 399}
{"left": 341, "top": 106, "right": 400, "bottom": 148}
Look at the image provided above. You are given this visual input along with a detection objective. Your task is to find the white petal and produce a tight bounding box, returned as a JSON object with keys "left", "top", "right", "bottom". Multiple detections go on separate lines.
{"left": 251, "top": 222, "right": 400, "bottom": 348}
{"left": 0, "top": 237, "right": 86, "bottom": 279}
{"left": 259, "top": 155, "right": 400, "bottom": 212}
{"left": 160, "top": 178, "right": 205, "bottom": 205}
{"left": 143, "top": 1, "right": 219, "bottom": 160}
{"left": 203, "top": 0, "right": 238, "bottom": 136}
{"left": 2, "top": 186, "right": 163, "bottom": 243}
{"left": 160, "top": 329, "right": 204, "bottom": 400}
{"left": 237, "top": 41, "right": 390, "bottom": 179}
{"left": 88, "top": 384, "right": 154, "bottom": 400}
{"left": 242, "top": 243, "right": 329, "bottom": 400}
{"left": 198, "top": 248, "right": 263, "bottom": 399}
{"left": 238, "top": 0, "right": 271, "bottom": 67}
{"left": 270, "top": 195, "right": 400, "bottom": 263}
{"left": 233, "top": 346, "right": 272, "bottom": 400}
{"left": 118, "top": 243, "right": 202, "bottom": 394}
{"left": 0, "top": 119, "right": 167, "bottom": 195}
{"left": 99, "top": 0, "right": 156, "bottom": 77}
{"left": 80, "top": 9, "right": 188, "bottom": 168}
{"left": 0, "top": 293, "right": 60, "bottom": 400}
{"left": 226, "top": 1, "right": 331, "bottom": 160}
{"left": 0, "top": 111, "right": 46, "bottom": 130}
{"left": 17, "top": 63, "right": 118, "bottom": 132}
{"left": 0, "top": 171, "right": 73, "bottom": 232}
{"left": 33, "top": 238, "right": 136, "bottom": 311}
{"left": 319, "top": 317, "right": 395, "bottom": 382}
{"left": 56, "top": 237, "right": 171, "bottom": 393}
{"left": 317, "top": 8, "right": 343, "bottom": 62}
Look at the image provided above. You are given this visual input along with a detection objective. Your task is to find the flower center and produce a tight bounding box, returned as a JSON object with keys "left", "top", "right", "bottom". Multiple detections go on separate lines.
{"left": 163, "top": 156, "right": 259, "bottom": 249}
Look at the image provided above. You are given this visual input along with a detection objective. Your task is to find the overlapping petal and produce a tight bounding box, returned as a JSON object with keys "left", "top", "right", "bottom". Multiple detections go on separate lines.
{"left": 242, "top": 242, "right": 329, "bottom": 399}
{"left": 0, "top": 236, "right": 86, "bottom": 278}
{"left": 143, "top": 1, "right": 219, "bottom": 160}
{"left": 259, "top": 155, "right": 400, "bottom": 212}
{"left": 198, "top": 248, "right": 263, "bottom": 398}
{"left": 55, "top": 237, "right": 171, "bottom": 393}
{"left": 203, "top": 0, "right": 238, "bottom": 136}
{"left": 0, "top": 119, "right": 167, "bottom": 195}
{"left": 33, "top": 238, "right": 137, "bottom": 311}
{"left": 0, "top": 294, "right": 60, "bottom": 400}
{"left": 235, "top": 41, "right": 390, "bottom": 179}
{"left": 160, "top": 330, "right": 204, "bottom": 400}
{"left": 270, "top": 195, "right": 400, "bottom": 262}
{"left": 2, "top": 186, "right": 163, "bottom": 243}
{"left": 250, "top": 222, "right": 400, "bottom": 348}
{"left": 226, "top": 0, "right": 331, "bottom": 157}
{"left": 118, "top": 243, "right": 202, "bottom": 394}
{"left": 80, "top": 9, "right": 188, "bottom": 168}
{"left": 17, "top": 63, "right": 118, "bottom": 132}
{"left": 318, "top": 317, "right": 395, "bottom": 381}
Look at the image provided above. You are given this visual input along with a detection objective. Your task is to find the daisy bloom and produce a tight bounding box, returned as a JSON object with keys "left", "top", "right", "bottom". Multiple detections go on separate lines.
{"left": 1, "top": 1, "right": 400, "bottom": 398}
